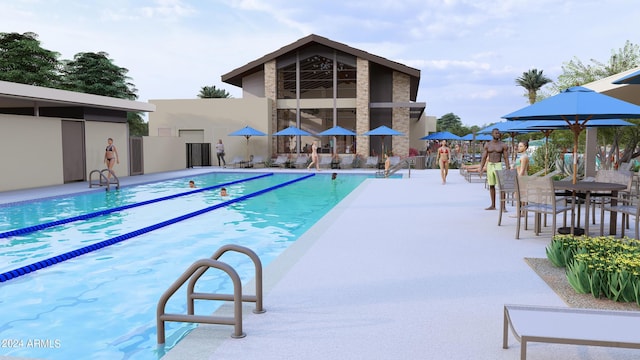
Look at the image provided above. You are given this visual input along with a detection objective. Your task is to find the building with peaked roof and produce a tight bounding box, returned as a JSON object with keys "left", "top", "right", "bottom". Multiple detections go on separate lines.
{"left": 0, "top": 80, "right": 154, "bottom": 191}
{"left": 149, "top": 34, "right": 432, "bottom": 163}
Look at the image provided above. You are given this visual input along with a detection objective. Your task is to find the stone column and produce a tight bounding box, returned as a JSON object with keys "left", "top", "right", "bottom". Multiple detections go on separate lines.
{"left": 356, "top": 58, "right": 370, "bottom": 159}
{"left": 392, "top": 72, "right": 410, "bottom": 157}
{"left": 264, "top": 60, "right": 277, "bottom": 155}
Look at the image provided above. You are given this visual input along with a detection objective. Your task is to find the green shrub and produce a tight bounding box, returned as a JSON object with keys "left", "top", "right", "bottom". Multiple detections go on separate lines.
{"left": 546, "top": 235, "right": 640, "bottom": 305}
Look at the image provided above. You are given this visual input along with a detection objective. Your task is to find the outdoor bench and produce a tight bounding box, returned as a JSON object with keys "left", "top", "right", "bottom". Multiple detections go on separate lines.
{"left": 503, "top": 304, "right": 640, "bottom": 360}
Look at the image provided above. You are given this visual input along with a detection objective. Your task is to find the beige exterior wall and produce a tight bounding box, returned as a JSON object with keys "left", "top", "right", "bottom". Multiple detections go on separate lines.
{"left": 148, "top": 97, "right": 272, "bottom": 163}
{"left": 0, "top": 114, "right": 129, "bottom": 192}
{"left": 409, "top": 114, "right": 437, "bottom": 152}
{"left": 142, "top": 135, "right": 188, "bottom": 174}
{"left": 0, "top": 114, "right": 63, "bottom": 191}
{"left": 85, "top": 120, "right": 129, "bottom": 177}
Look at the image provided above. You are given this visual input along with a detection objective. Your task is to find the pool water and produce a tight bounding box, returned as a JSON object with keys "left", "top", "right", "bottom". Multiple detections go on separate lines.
{"left": 0, "top": 172, "right": 370, "bottom": 359}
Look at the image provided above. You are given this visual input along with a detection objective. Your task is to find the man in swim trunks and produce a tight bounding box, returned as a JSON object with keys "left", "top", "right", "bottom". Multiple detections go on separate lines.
{"left": 479, "top": 128, "right": 509, "bottom": 210}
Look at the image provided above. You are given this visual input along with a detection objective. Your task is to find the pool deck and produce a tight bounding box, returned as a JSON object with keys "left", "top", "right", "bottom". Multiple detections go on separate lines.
{"left": 1, "top": 167, "right": 637, "bottom": 360}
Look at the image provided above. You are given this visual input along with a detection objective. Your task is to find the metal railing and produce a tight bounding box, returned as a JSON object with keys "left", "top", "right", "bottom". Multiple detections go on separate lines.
{"left": 89, "top": 169, "right": 120, "bottom": 190}
{"left": 156, "top": 244, "right": 265, "bottom": 344}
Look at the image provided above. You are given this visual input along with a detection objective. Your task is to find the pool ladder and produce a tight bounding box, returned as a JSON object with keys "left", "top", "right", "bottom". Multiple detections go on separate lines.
{"left": 156, "top": 244, "right": 265, "bottom": 344}
{"left": 89, "top": 169, "right": 120, "bottom": 190}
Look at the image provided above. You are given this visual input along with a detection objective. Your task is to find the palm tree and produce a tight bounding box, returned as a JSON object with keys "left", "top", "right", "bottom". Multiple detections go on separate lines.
{"left": 197, "top": 85, "right": 231, "bottom": 98}
{"left": 515, "top": 69, "right": 552, "bottom": 104}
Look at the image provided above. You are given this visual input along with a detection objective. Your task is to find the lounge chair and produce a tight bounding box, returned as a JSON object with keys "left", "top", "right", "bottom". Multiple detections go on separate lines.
{"left": 293, "top": 155, "right": 309, "bottom": 168}
{"left": 250, "top": 155, "right": 265, "bottom": 168}
{"left": 365, "top": 156, "right": 379, "bottom": 168}
{"left": 319, "top": 155, "right": 333, "bottom": 169}
{"left": 340, "top": 154, "right": 354, "bottom": 169}
{"left": 229, "top": 156, "right": 245, "bottom": 168}
{"left": 271, "top": 155, "right": 288, "bottom": 168}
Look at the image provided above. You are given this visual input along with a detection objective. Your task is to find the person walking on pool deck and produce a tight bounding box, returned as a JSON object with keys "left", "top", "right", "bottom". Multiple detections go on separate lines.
{"left": 479, "top": 128, "right": 509, "bottom": 210}
{"left": 307, "top": 140, "right": 320, "bottom": 171}
{"left": 215, "top": 139, "right": 226, "bottom": 167}
{"left": 436, "top": 140, "right": 451, "bottom": 184}
{"left": 104, "top": 138, "right": 119, "bottom": 180}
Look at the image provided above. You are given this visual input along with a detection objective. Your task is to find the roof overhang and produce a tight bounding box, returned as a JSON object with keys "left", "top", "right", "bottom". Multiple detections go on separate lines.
{"left": 583, "top": 66, "right": 640, "bottom": 106}
{"left": 0, "top": 80, "right": 155, "bottom": 113}
{"left": 370, "top": 101, "right": 426, "bottom": 121}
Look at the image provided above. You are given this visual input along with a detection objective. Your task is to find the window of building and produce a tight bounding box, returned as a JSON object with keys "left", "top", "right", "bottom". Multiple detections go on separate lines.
{"left": 276, "top": 45, "right": 356, "bottom": 100}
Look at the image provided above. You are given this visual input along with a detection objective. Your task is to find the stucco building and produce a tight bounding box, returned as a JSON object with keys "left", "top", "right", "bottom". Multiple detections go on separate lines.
{"left": 149, "top": 34, "right": 434, "bottom": 163}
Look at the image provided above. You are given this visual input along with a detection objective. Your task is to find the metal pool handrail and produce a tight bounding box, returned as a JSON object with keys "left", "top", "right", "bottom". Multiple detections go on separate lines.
{"left": 156, "top": 244, "right": 265, "bottom": 344}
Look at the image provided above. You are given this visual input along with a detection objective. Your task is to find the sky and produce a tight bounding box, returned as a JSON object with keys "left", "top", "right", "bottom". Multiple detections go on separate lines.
{"left": 2, "top": 0, "right": 639, "bottom": 127}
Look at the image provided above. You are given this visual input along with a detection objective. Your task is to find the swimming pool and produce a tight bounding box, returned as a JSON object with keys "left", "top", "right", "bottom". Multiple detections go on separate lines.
{"left": 0, "top": 172, "right": 371, "bottom": 359}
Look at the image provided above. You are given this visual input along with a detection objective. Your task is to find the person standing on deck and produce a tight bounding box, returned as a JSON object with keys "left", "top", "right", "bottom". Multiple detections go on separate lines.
{"left": 479, "top": 128, "right": 510, "bottom": 210}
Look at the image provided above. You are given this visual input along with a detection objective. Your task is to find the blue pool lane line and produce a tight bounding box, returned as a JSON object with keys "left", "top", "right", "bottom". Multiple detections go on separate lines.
{"left": 0, "top": 174, "right": 315, "bottom": 283}
{"left": 0, "top": 173, "right": 273, "bottom": 239}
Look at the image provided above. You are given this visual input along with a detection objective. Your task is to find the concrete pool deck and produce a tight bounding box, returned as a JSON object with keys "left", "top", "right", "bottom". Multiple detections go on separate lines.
{"left": 2, "top": 167, "right": 637, "bottom": 360}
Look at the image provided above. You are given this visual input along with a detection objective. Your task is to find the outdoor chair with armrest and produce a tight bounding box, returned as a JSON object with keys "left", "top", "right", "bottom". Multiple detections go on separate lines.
{"left": 250, "top": 155, "right": 265, "bottom": 168}
{"left": 496, "top": 169, "right": 517, "bottom": 226}
{"left": 515, "top": 175, "right": 570, "bottom": 239}
{"left": 591, "top": 170, "right": 633, "bottom": 226}
{"left": 600, "top": 188, "right": 639, "bottom": 239}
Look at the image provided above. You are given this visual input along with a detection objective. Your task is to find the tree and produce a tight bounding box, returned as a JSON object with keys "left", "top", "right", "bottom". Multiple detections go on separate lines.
{"left": 198, "top": 85, "right": 231, "bottom": 98}
{"left": 128, "top": 112, "right": 148, "bottom": 137}
{"left": 437, "top": 113, "right": 463, "bottom": 134}
{"left": 60, "top": 51, "right": 137, "bottom": 100}
{"left": 515, "top": 69, "right": 552, "bottom": 104}
{"left": 0, "top": 32, "right": 61, "bottom": 87}
{"left": 553, "top": 41, "right": 640, "bottom": 162}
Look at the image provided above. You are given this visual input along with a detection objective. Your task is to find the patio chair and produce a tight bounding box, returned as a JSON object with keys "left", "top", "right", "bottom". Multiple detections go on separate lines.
{"left": 340, "top": 154, "right": 354, "bottom": 169}
{"left": 272, "top": 155, "right": 288, "bottom": 168}
{"left": 293, "top": 154, "right": 309, "bottom": 168}
{"left": 250, "top": 155, "right": 265, "bottom": 168}
{"left": 590, "top": 170, "right": 633, "bottom": 225}
{"left": 515, "top": 175, "right": 570, "bottom": 239}
{"left": 600, "top": 192, "right": 639, "bottom": 239}
{"left": 365, "top": 156, "right": 379, "bottom": 168}
{"left": 229, "top": 156, "right": 245, "bottom": 168}
{"left": 319, "top": 155, "right": 333, "bottom": 169}
{"left": 495, "top": 169, "right": 517, "bottom": 226}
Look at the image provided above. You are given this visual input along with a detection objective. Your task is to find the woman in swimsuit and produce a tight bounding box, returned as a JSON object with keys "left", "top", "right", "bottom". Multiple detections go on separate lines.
{"left": 104, "top": 138, "right": 119, "bottom": 179}
{"left": 436, "top": 140, "right": 451, "bottom": 184}
{"left": 307, "top": 141, "right": 320, "bottom": 171}
{"left": 514, "top": 140, "right": 530, "bottom": 176}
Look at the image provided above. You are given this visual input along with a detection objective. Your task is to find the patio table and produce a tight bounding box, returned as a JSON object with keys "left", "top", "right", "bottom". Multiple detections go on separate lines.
{"left": 553, "top": 181, "right": 627, "bottom": 236}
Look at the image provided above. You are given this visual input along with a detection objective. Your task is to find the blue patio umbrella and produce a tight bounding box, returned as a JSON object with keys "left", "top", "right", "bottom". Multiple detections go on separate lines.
{"left": 229, "top": 126, "right": 267, "bottom": 159}
{"left": 362, "top": 125, "right": 405, "bottom": 156}
{"left": 510, "top": 119, "right": 636, "bottom": 174}
{"left": 503, "top": 86, "right": 640, "bottom": 183}
{"left": 420, "top": 131, "right": 462, "bottom": 141}
{"left": 612, "top": 69, "right": 640, "bottom": 85}
{"left": 273, "top": 126, "right": 312, "bottom": 137}
{"left": 318, "top": 125, "right": 356, "bottom": 136}
{"left": 461, "top": 133, "right": 492, "bottom": 141}
{"left": 318, "top": 126, "right": 356, "bottom": 154}
{"left": 273, "top": 126, "right": 312, "bottom": 154}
